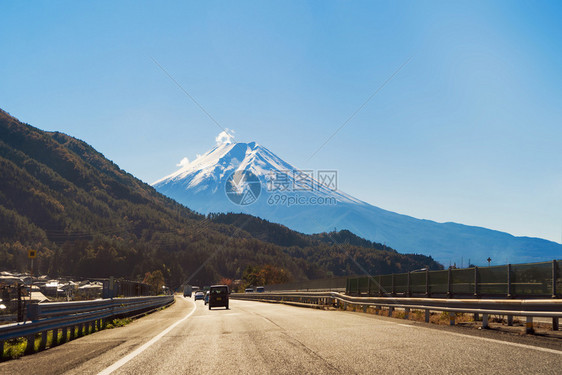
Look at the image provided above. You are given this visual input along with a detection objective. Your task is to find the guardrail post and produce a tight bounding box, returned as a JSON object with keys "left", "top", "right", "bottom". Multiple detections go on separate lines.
{"left": 507, "top": 264, "right": 512, "bottom": 298}
{"left": 553, "top": 260, "right": 558, "bottom": 298}
{"left": 507, "top": 315, "right": 513, "bottom": 326}
{"left": 449, "top": 312, "right": 455, "bottom": 326}
{"left": 425, "top": 309, "right": 430, "bottom": 323}
{"left": 24, "top": 335, "right": 35, "bottom": 354}
{"left": 39, "top": 331, "right": 48, "bottom": 351}
{"left": 474, "top": 267, "right": 479, "bottom": 297}
{"left": 553, "top": 317, "right": 559, "bottom": 331}
{"left": 425, "top": 269, "right": 430, "bottom": 297}
{"left": 473, "top": 313, "right": 479, "bottom": 321}
{"left": 61, "top": 327, "right": 67, "bottom": 343}
{"left": 404, "top": 307, "right": 410, "bottom": 319}
{"left": 388, "top": 306, "right": 394, "bottom": 317}
{"left": 447, "top": 268, "right": 452, "bottom": 298}
{"left": 525, "top": 316, "right": 534, "bottom": 334}
{"left": 482, "top": 314, "right": 489, "bottom": 329}
{"left": 52, "top": 328, "right": 59, "bottom": 346}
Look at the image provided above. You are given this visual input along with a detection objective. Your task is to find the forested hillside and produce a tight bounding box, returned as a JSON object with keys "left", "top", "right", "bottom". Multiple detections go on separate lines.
{"left": 0, "top": 109, "right": 441, "bottom": 288}
{"left": 209, "top": 213, "right": 442, "bottom": 275}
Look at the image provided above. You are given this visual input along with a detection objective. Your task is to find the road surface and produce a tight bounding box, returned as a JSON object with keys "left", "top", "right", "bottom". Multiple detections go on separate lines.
{"left": 1, "top": 297, "right": 560, "bottom": 374}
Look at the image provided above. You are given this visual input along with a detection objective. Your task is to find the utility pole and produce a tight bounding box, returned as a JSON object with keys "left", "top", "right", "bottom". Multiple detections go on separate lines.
{"left": 28, "top": 249, "right": 37, "bottom": 303}
{"left": 17, "top": 283, "right": 22, "bottom": 322}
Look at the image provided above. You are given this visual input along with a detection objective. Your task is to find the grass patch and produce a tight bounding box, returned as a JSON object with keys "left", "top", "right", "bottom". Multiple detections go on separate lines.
{"left": 2, "top": 300, "right": 171, "bottom": 361}
{"left": 1, "top": 323, "right": 104, "bottom": 361}
{"left": 105, "top": 318, "right": 132, "bottom": 329}
{"left": 341, "top": 302, "right": 479, "bottom": 326}
{"left": 3, "top": 337, "right": 26, "bottom": 360}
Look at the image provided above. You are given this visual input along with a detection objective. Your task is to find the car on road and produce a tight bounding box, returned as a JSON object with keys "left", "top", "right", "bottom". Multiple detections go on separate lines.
{"left": 256, "top": 286, "right": 265, "bottom": 293}
{"left": 183, "top": 285, "right": 192, "bottom": 298}
{"left": 194, "top": 291, "right": 205, "bottom": 301}
{"left": 208, "top": 285, "right": 229, "bottom": 310}
{"left": 204, "top": 291, "right": 210, "bottom": 305}
{"left": 244, "top": 287, "right": 253, "bottom": 293}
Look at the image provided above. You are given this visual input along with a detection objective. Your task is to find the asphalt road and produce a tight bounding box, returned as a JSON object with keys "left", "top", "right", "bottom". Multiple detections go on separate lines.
{"left": 1, "top": 297, "right": 560, "bottom": 374}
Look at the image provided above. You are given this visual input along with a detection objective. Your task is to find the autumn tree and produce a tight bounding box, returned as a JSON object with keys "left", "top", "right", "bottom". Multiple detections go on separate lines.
{"left": 143, "top": 270, "right": 165, "bottom": 294}
{"left": 219, "top": 277, "right": 233, "bottom": 289}
{"left": 242, "top": 264, "right": 290, "bottom": 288}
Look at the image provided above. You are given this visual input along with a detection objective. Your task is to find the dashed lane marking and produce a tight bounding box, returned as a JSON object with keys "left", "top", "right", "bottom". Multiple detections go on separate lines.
{"left": 98, "top": 298, "right": 197, "bottom": 375}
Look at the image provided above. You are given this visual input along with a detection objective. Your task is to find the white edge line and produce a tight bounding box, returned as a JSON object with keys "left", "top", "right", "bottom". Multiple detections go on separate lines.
{"left": 98, "top": 298, "right": 197, "bottom": 375}
{"left": 393, "top": 321, "right": 561, "bottom": 355}
{"left": 433, "top": 328, "right": 562, "bottom": 355}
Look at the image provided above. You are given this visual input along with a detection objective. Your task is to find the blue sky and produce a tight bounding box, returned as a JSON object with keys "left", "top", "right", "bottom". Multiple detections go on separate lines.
{"left": 1, "top": 1, "right": 561, "bottom": 244}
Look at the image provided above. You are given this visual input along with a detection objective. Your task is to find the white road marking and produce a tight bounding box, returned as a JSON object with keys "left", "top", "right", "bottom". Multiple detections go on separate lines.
{"left": 238, "top": 300, "right": 561, "bottom": 356}
{"left": 432, "top": 329, "right": 562, "bottom": 355}
{"left": 97, "top": 298, "right": 197, "bottom": 375}
{"left": 391, "top": 321, "right": 561, "bottom": 355}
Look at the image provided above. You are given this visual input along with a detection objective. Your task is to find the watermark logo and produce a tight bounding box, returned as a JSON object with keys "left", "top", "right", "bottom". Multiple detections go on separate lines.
{"left": 266, "top": 170, "right": 338, "bottom": 192}
{"left": 225, "top": 170, "right": 261, "bottom": 206}
{"left": 265, "top": 170, "right": 338, "bottom": 206}
{"left": 317, "top": 170, "right": 337, "bottom": 191}
{"left": 225, "top": 169, "right": 338, "bottom": 206}
{"left": 267, "top": 194, "right": 337, "bottom": 207}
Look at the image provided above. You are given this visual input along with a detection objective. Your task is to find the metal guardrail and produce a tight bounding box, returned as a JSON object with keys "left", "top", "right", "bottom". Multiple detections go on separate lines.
{"left": 232, "top": 291, "right": 562, "bottom": 333}
{"left": 347, "top": 260, "right": 561, "bottom": 299}
{"left": 0, "top": 295, "right": 173, "bottom": 358}
{"left": 263, "top": 277, "right": 347, "bottom": 292}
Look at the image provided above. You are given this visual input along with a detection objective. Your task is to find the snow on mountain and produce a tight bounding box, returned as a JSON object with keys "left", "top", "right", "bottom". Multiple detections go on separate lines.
{"left": 153, "top": 141, "right": 562, "bottom": 266}
{"left": 153, "top": 141, "right": 363, "bottom": 205}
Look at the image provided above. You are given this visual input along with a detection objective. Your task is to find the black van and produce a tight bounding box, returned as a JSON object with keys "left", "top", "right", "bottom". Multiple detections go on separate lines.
{"left": 208, "top": 285, "right": 229, "bottom": 310}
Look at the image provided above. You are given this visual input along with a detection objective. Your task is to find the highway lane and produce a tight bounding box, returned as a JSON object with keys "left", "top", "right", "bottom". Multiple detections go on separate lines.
{"left": 1, "top": 297, "right": 560, "bottom": 374}
{"left": 0, "top": 297, "right": 196, "bottom": 375}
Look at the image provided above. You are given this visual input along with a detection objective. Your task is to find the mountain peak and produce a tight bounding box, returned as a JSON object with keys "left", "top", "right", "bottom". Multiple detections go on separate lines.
{"left": 152, "top": 140, "right": 294, "bottom": 186}
{"left": 152, "top": 137, "right": 562, "bottom": 266}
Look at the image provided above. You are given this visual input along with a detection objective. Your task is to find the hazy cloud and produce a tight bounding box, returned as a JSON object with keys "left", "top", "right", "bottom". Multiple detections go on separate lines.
{"left": 176, "top": 157, "right": 190, "bottom": 167}
{"left": 216, "top": 129, "right": 235, "bottom": 146}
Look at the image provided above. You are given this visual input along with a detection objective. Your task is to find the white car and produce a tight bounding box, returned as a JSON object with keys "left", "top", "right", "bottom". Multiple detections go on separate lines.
{"left": 194, "top": 291, "right": 205, "bottom": 301}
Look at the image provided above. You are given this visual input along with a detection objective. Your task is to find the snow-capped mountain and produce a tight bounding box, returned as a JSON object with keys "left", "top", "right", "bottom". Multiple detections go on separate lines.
{"left": 153, "top": 141, "right": 362, "bottom": 206}
{"left": 153, "top": 141, "right": 562, "bottom": 265}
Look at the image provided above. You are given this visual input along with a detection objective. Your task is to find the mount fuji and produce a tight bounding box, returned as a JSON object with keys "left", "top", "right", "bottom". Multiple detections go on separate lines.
{"left": 153, "top": 140, "right": 562, "bottom": 265}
